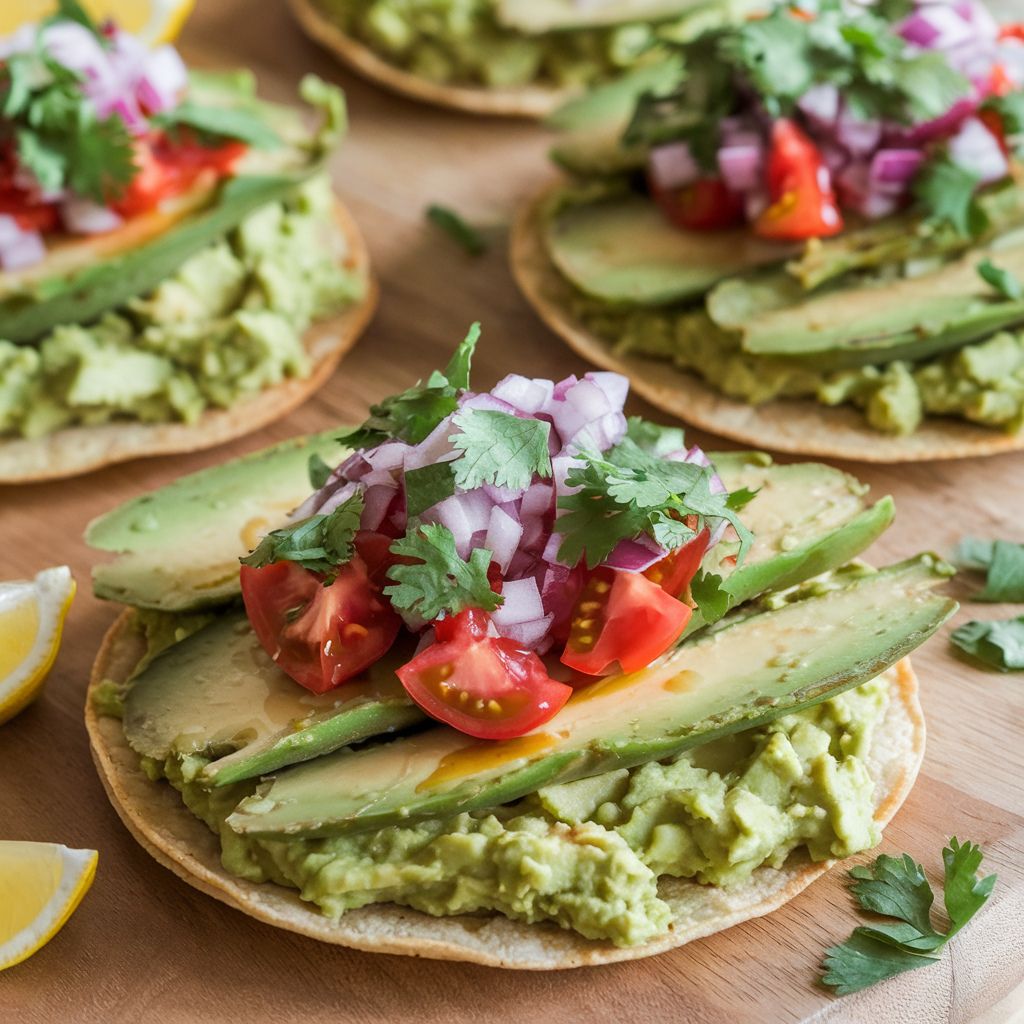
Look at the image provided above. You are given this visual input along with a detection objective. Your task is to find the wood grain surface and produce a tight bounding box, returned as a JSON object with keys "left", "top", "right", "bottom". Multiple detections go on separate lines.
{"left": 1, "top": 2, "right": 1023, "bottom": 1021}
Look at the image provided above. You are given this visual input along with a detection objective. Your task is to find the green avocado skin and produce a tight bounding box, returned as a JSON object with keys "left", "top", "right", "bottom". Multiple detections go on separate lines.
{"left": 3, "top": 174, "right": 313, "bottom": 345}
{"left": 122, "top": 612, "right": 424, "bottom": 785}
{"left": 227, "top": 555, "right": 955, "bottom": 839}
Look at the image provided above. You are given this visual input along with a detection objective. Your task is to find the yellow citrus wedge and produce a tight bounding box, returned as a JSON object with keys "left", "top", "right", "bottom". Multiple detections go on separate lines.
{"left": 0, "top": 566, "right": 75, "bottom": 726}
{"left": 0, "top": 842, "right": 98, "bottom": 971}
{"left": 0, "top": 0, "right": 195, "bottom": 44}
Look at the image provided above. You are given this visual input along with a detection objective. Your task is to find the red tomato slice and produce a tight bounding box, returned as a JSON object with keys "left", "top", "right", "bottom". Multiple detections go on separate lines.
{"left": 650, "top": 176, "right": 746, "bottom": 231}
{"left": 998, "top": 24, "right": 1024, "bottom": 42}
{"left": 112, "top": 134, "right": 246, "bottom": 217}
{"left": 561, "top": 569, "right": 692, "bottom": 676}
{"left": 240, "top": 559, "right": 401, "bottom": 694}
{"left": 397, "top": 609, "right": 573, "bottom": 740}
{"left": 644, "top": 527, "right": 711, "bottom": 599}
{"left": 754, "top": 118, "right": 843, "bottom": 241}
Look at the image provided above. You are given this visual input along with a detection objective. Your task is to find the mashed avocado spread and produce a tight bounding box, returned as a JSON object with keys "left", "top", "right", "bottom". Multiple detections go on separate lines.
{"left": 134, "top": 673, "right": 886, "bottom": 947}
{"left": 0, "top": 176, "right": 362, "bottom": 439}
{"left": 313, "top": 0, "right": 691, "bottom": 89}
{"left": 570, "top": 289, "right": 1024, "bottom": 437}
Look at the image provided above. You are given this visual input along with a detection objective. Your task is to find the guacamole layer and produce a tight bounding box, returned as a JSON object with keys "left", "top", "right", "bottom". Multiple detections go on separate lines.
{"left": 571, "top": 292, "right": 1024, "bottom": 437}
{"left": 312, "top": 0, "right": 679, "bottom": 90}
{"left": 136, "top": 676, "right": 887, "bottom": 947}
{"left": 0, "top": 176, "right": 363, "bottom": 440}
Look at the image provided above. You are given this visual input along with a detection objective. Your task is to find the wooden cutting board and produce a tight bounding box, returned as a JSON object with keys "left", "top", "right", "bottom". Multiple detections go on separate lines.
{"left": 1, "top": 2, "right": 1022, "bottom": 1020}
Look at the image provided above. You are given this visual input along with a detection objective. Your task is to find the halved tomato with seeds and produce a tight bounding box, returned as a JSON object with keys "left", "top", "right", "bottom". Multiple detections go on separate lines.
{"left": 561, "top": 568, "right": 692, "bottom": 676}
{"left": 396, "top": 609, "right": 572, "bottom": 740}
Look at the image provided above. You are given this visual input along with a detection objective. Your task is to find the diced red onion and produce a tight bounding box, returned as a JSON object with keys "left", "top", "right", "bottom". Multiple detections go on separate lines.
{"left": 60, "top": 197, "right": 122, "bottom": 234}
{"left": 551, "top": 455, "right": 584, "bottom": 497}
{"left": 458, "top": 392, "right": 519, "bottom": 415}
{"left": 491, "top": 374, "right": 554, "bottom": 415}
{"left": 604, "top": 537, "right": 665, "bottom": 573}
{"left": 869, "top": 148, "right": 926, "bottom": 190}
{"left": 573, "top": 411, "right": 628, "bottom": 452}
{"left": 366, "top": 441, "right": 411, "bottom": 473}
{"left": 542, "top": 532, "right": 564, "bottom": 566}
{"left": 948, "top": 116, "right": 1009, "bottom": 184}
{"left": 491, "top": 577, "right": 545, "bottom": 628}
{"left": 317, "top": 480, "right": 363, "bottom": 515}
{"left": 520, "top": 481, "right": 554, "bottom": 519}
{"left": 798, "top": 83, "right": 840, "bottom": 127}
{"left": 483, "top": 483, "right": 522, "bottom": 504}
{"left": 500, "top": 615, "right": 554, "bottom": 650}
{"left": 551, "top": 375, "right": 579, "bottom": 402}
{"left": 718, "top": 143, "right": 763, "bottom": 193}
{"left": 0, "top": 216, "right": 45, "bottom": 270}
{"left": 404, "top": 414, "right": 456, "bottom": 470}
{"left": 485, "top": 505, "right": 523, "bottom": 573}
{"left": 835, "top": 109, "right": 883, "bottom": 157}
{"left": 647, "top": 141, "right": 699, "bottom": 191}
{"left": 426, "top": 490, "right": 494, "bottom": 557}
{"left": 887, "top": 96, "right": 977, "bottom": 145}
{"left": 360, "top": 484, "right": 398, "bottom": 531}
{"left": 135, "top": 44, "right": 187, "bottom": 113}
{"left": 586, "top": 371, "right": 629, "bottom": 410}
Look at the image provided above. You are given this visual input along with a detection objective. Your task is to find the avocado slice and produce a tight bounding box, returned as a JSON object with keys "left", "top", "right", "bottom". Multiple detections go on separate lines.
{"left": 787, "top": 181, "right": 1024, "bottom": 291}
{"left": 227, "top": 555, "right": 954, "bottom": 838}
{"left": 544, "top": 189, "right": 795, "bottom": 306}
{"left": 1, "top": 75, "right": 344, "bottom": 344}
{"left": 123, "top": 612, "right": 424, "bottom": 787}
{"left": 548, "top": 61, "right": 684, "bottom": 177}
{"left": 709, "top": 239, "right": 1024, "bottom": 369}
{"left": 87, "top": 431, "right": 349, "bottom": 612}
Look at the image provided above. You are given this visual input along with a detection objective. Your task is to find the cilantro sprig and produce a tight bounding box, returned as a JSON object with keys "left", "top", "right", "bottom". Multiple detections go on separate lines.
{"left": 955, "top": 536, "right": 1024, "bottom": 602}
{"left": 821, "top": 839, "right": 997, "bottom": 995}
{"left": 338, "top": 323, "right": 479, "bottom": 450}
{"left": 451, "top": 409, "right": 552, "bottom": 491}
{"left": 951, "top": 616, "right": 1024, "bottom": 671}
{"left": 240, "top": 492, "right": 363, "bottom": 583}
{"left": 977, "top": 258, "right": 1024, "bottom": 301}
{"left": 153, "top": 99, "right": 281, "bottom": 150}
{"left": 426, "top": 203, "right": 488, "bottom": 257}
{"left": 556, "top": 435, "right": 755, "bottom": 572}
{"left": 385, "top": 524, "right": 502, "bottom": 621}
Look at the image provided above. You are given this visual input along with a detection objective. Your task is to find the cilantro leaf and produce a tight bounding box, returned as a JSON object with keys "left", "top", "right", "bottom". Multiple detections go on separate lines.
{"left": 450, "top": 410, "right": 552, "bottom": 492}
{"left": 385, "top": 524, "right": 502, "bottom": 621}
{"left": 557, "top": 439, "right": 753, "bottom": 575}
{"left": 307, "top": 453, "right": 333, "bottom": 490}
{"left": 914, "top": 154, "right": 988, "bottom": 238}
{"left": 954, "top": 537, "right": 1024, "bottom": 602}
{"left": 950, "top": 616, "right": 1024, "bottom": 671}
{"left": 51, "top": 0, "right": 102, "bottom": 37}
{"left": 404, "top": 461, "right": 457, "bottom": 519}
{"left": 426, "top": 204, "right": 487, "bottom": 257}
{"left": 942, "top": 838, "right": 998, "bottom": 937}
{"left": 338, "top": 324, "right": 480, "bottom": 450}
{"left": 822, "top": 932, "right": 940, "bottom": 996}
{"left": 977, "top": 258, "right": 1023, "bottom": 301}
{"left": 153, "top": 100, "right": 281, "bottom": 150}
{"left": 690, "top": 571, "right": 730, "bottom": 624}
{"left": 624, "top": 416, "right": 687, "bottom": 457}
{"left": 240, "top": 492, "right": 363, "bottom": 581}
{"left": 821, "top": 839, "right": 996, "bottom": 995}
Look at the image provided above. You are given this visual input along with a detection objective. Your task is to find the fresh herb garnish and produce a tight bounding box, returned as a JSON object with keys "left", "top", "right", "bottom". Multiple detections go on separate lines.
{"left": 404, "top": 461, "right": 459, "bottom": 519}
{"left": 426, "top": 204, "right": 487, "bottom": 256}
{"left": 385, "top": 524, "right": 503, "bottom": 620}
{"left": 49, "top": 0, "right": 103, "bottom": 37}
{"left": 338, "top": 323, "right": 480, "bottom": 450}
{"left": 153, "top": 99, "right": 281, "bottom": 150}
{"left": 913, "top": 153, "right": 989, "bottom": 238}
{"left": 1, "top": 49, "right": 136, "bottom": 203}
{"left": 981, "top": 92, "right": 1024, "bottom": 153}
{"left": 951, "top": 616, "right": 1024, "bottom": 671}
{"left": 954, "top": 536, "right": 1024, "bottom": 601}
{"left": 307, "top": 452, "right": 334, "bottom": 490}
{"left": 821, "top": 839, "right": 996, "bottom": 995}
{"left": 556, "top": 438, "right": 755, "bottom": 571}
{"left": 240, "top": 492, "right": 364, "bottom": 582}
{"left": 624, "top": 1, "right": 969, "bottom": 170}
{"left": 450, "top": 410, "right": 552, "bottom": 492}
{"left": 977, "top": 258, "right": 1024, "bottom": 301}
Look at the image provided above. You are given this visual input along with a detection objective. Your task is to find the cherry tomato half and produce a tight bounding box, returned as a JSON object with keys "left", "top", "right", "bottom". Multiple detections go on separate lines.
{"left": 650, "top": 176, "right": 746, "bottom": 231}
{"left": 561, "top": 568, "right": 692, "bottom": 676}
{"left": 754, "top": 118, "right": 843, "bottom": 241}
{"left": 396, "top": 609, "right": 573, "bottom": 740}
{"left": 241, "top": 558, "right": 401, "bottom": 694}
{"left": 644, "top": 527, "right": 711, "bottom": 600}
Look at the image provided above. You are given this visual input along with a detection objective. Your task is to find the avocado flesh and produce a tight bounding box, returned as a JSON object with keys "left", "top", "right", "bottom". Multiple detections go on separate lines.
{"left": 227, "top": 555, "right": 954, "bottom": 838}
{"left": 545, "top": 191, "right": 794, "bottom": 306}
{"left": 787, "top": 181, "right": 1024, "bottom": 291}
{"left": 88, "top": 431, "right": 349, "bottom": 612}
{"left": 123, "top": 613, "right": 424, "bottom": 786}
{"left": 709, "top": 239, "right": 1024, "bottom": 370}
{"left": 548, "top": 61, "right": 684, "bottom": 177}
{"left": 1, "top": 78, "right": 337, "bottom": 344}
{"left": 495, "top": 0, "right": 706, "bottom": 33}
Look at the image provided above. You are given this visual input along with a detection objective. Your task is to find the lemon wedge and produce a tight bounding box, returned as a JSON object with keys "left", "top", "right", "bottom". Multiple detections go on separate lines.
{"left": 0, "top": 0, "right": 195, "bottom": 43}
{"left": 0, "top": 842, "right": 98, "bottom": 971}
{"left": 0, "top": 566, "right": 75, "bottom": 726}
